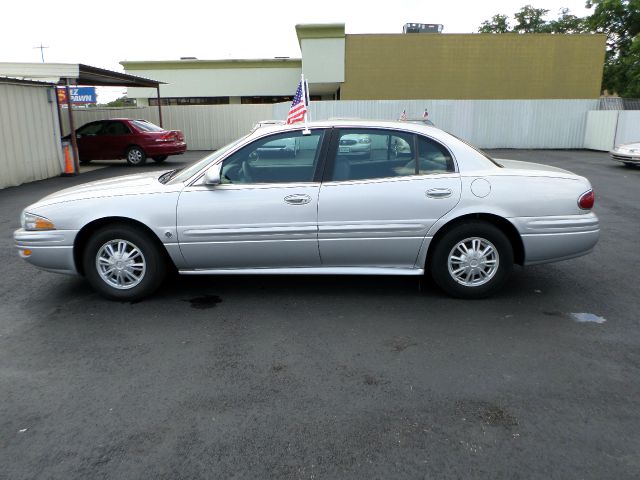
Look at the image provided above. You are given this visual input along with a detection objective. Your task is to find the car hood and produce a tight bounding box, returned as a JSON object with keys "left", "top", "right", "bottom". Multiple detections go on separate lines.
{"left": 496, "top": 159, "right": 577, "bottom": 178}
{"left": 613, "top": 142, "right": 640, "bottom": 151}
{"left": 32, "top": 171, "right": 173, "bottom": 208}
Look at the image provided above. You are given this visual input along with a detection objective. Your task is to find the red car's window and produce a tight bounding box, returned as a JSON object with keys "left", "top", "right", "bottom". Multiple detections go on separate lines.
{"left": 103, "top": 122, "right": 131, "bottom": 135}
{"left": 131, "top": 120, "right": 164, "bottom": 132}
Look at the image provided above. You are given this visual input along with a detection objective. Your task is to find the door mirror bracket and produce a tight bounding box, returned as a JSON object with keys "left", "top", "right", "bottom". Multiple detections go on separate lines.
{"left": 204, "top": 163, "right": 222, "bottom": 186}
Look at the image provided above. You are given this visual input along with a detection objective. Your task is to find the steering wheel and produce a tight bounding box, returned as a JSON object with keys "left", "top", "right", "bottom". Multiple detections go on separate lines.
{"left": 240, "top": 160, "right": 254, "bottom": 183}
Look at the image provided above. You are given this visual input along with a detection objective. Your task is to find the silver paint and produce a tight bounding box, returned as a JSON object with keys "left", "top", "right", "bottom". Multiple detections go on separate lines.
{"left": 14, "top": 120, "right": 599, "bottom": 281}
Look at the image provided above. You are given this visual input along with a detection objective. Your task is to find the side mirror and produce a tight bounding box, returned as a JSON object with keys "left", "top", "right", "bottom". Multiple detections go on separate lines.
{"left": 204, "top": 163, "right": 222, "bottom": 185}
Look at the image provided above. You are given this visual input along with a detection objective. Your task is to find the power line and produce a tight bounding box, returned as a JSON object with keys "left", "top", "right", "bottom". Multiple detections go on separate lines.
{"left": 33, "top": 43, "right": 49, "bottom": 63}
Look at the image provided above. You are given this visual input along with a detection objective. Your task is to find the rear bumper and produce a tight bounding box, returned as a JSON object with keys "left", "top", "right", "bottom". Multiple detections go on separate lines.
{"left": 14, "top": 229, "right": 78, "bottom": 275}
{"left": 144, "top": 141, "right": 187, "bottom": 156}
{"left": 511, "top": 213, "right": 599, "bottom": 265}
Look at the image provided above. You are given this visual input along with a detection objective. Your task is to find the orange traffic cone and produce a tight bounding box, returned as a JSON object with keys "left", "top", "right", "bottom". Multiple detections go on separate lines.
{"left": 62, "top": 143, "right": 75, "bottom": 176}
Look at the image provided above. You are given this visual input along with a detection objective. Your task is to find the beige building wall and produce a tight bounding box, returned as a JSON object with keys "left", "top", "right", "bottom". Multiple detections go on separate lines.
{"left": 122, "top": 60, "right": 302, "bottom": 100}
{"left": 341, "top": 34, "right": 606, "bottom": 100}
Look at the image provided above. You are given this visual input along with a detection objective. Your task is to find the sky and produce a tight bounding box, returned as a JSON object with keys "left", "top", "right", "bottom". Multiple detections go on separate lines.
{"left": 0, "top": 0, "right": 594, "bottom": 102}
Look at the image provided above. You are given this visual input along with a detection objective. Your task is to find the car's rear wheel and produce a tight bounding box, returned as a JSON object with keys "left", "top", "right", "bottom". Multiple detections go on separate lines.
{"left": 82, "top": 224, "right": 166, "bottom": 301}
{"left": 126, "top": 146, "right": 146, "bottom": 166}
{"left": 429, "top": 221, "right": 513, "bottom": 299}
{"left": 153, "top": 155, "right": 168, "bottom": 163}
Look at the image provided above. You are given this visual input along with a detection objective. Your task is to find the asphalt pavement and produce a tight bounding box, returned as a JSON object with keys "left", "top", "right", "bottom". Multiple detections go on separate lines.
{"left": 1, "top": 150, "right": 639, "bottom": 479}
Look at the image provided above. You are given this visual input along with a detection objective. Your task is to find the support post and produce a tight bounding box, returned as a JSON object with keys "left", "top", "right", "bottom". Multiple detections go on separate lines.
{"left": 65, "top": 80, "right": 79, "bottom": 175}
{"left": 156, "top": 86, "right": 163, "bottom": 128}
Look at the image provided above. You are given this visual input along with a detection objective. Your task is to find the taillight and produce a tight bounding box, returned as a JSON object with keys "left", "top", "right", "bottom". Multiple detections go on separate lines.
{"left": 156, "top": 132, "right": 177, "bottom": 142}
{"left": 578, "top": 190, "right": 595, "bottom": 210}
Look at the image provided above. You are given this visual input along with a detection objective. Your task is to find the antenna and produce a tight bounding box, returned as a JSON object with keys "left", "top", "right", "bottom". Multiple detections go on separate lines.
{"left": 33, "top": 43, "right": 49, "bottom": 63}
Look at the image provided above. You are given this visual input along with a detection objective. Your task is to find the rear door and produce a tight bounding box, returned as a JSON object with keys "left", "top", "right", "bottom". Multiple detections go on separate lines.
{"left": 317, "top": 128, "right": 462, "bottom": 268}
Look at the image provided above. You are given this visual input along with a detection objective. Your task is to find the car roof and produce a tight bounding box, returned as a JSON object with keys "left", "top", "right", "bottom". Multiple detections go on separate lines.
{"left": 254, "top": 119, "right": 438, "bottom": 134}
{"left": 250, "top": 119, "right": 449, "bottom": 142}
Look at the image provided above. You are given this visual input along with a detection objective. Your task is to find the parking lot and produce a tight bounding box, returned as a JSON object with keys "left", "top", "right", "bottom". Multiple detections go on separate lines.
{"left": 1, "top": 149, "right": 639, "bottom": 479}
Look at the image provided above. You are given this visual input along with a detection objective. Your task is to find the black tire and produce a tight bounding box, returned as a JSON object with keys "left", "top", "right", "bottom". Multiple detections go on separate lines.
{"left": 126, "top": 146, "right": 147, "bottom": 166}
{"left": 82, "top": 224, "right": 166, "bottom": 301}
{"left": 153, "top": 155, "right": 168, "bottom": 163}
{"left": 429, "top": 221, "right": 513, "bottom": 299}
{"left": 623, "top": 162, "right": 637, "bottom": 168}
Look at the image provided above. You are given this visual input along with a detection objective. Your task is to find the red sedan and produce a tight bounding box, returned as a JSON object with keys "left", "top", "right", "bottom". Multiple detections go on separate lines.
{"left": 67, "top": 118, "right": 187, "bottom": 166}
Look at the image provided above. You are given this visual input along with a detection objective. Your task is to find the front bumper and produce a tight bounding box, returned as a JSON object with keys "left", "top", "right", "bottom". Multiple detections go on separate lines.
{"left": 610, "top": 151, "right": 640, "bottom": 164}
{"left": 14, "top": 229, "right": 78, "bottom": 275}
{"left": 511, "top": 213, "right": 600, "bottom": 265}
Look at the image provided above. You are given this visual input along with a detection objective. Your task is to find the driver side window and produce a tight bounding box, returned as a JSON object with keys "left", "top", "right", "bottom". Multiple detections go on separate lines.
{"left": 221, "top": 130, "right": 324, "bottom": 184}
{"left": 77, "top": 122, "right": 105, "bottom": 136}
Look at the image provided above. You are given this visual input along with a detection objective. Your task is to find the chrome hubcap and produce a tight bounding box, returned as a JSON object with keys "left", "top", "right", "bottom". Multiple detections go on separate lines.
{"left": 96, "top": 239, "right": 146, "bottom": 290}
{"left": 448, "top": 237, "right": 499, "bottom": 287}
{"left": 128, "top": 149, "right": 142, "bottom": 163}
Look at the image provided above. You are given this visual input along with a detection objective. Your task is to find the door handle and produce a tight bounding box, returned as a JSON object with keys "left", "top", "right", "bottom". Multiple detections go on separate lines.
{"left": 426, "top": 188, "right": 452, "bottom": 199}
{"left": 284, "top": 194, "right": 311, "bottom": 205}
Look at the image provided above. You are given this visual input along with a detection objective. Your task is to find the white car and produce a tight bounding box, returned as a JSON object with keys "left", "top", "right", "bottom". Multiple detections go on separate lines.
{"left": 610, "top": 142, "right": 640, "bottom": 167}
{"left": 15, "top": 120, "right": 599, "bottom": 301}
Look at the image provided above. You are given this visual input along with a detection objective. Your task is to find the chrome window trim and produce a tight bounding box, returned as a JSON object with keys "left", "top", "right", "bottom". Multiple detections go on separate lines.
{"left": 327, "top": 126, "right": 459, "bottom": 183}
{"left": 186, "top": 127, "right": 330, "bottom": 187}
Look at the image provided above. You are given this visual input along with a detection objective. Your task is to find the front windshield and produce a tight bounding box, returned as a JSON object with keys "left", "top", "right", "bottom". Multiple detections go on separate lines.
{"left": 166, "top": 135, "right": 250, "bottom": 184}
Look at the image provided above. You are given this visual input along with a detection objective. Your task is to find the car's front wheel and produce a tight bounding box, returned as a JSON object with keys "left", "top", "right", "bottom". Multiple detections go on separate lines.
{"left": 82, "top": 224, "right": 166, "bottom": 301}
{"left": 126, "top": 146, "right": 146, "bottom": 166}
{"left": 429, "top": 221, "right": 513, "bottom": 299}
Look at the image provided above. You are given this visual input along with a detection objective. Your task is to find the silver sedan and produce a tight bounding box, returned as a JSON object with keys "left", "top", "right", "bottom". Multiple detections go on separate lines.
{"left": 610, "top": 142, "right": 640, "bottom": 167}
{"left": 14, "top": 120, "right": 599, "bottom": 300}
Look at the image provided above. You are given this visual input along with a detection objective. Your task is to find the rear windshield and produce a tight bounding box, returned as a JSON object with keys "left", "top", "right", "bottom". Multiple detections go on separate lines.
{"left": 131, "top": 120, "right": 164, "bottom": 132}
{"left": 449, "top": 133, "right": 503, "bottom": 168}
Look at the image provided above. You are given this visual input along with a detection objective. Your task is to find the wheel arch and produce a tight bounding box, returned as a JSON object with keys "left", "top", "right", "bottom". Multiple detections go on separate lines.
{"left": 426, "top": 213, "right": 525, "bottom": 268}
{"left": 73, "top": 216, "right": 174, "bottom": 276}
{"left": 125, "top": 143, "right": 146, "bottom": 155}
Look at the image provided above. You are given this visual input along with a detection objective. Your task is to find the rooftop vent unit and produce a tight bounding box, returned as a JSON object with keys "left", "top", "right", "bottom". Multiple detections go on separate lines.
{"left": 403, "top": 23, "right": 444, "bottom": 34}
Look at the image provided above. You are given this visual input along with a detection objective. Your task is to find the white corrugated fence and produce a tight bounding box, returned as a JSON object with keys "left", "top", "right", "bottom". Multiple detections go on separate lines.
{"left": 63, "top": 99, "right": 602, "bottom": 151}
{"left": 0, "top": 81, "right": 63, "bottom": 189}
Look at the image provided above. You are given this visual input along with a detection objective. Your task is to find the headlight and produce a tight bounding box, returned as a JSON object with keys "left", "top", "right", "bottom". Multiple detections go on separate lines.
{"left": 21, "top": 212, "right": 56, "bottom": 231}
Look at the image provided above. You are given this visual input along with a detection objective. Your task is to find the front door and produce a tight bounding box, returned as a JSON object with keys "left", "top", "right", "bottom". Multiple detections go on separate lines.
{"left": 318, "top": 128, "right": 462, "bottom": 268}
{"left": 75, "top": 121, "right": 105, "bottom": 160}
{"left": 176, "top": 129, "right": 327, "bottom": 270}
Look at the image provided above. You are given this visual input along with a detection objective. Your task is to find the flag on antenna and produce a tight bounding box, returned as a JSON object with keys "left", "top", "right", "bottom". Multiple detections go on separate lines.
{"left": 286, "top": 80, "right": 308, "bottom": 125}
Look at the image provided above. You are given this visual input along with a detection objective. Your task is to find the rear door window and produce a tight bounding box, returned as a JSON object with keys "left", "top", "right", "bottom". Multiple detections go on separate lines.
{"left": 328, "top": 129, "right": 455, "bottom": 181}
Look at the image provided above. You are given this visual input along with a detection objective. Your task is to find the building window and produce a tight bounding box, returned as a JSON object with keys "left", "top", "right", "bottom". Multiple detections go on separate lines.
{"left": 149, "top": 97, "right": 230, "bottom": 106}
{"left": 241, "top": 96, "right": 293, "bottom": 104}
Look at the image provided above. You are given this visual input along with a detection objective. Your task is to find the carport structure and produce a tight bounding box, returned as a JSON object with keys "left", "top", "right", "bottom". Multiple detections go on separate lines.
{"left": 0, "top": 62, "right": 164, "bottom": 175}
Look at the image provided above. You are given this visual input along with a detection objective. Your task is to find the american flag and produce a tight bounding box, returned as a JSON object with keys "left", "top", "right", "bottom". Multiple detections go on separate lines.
{"left": 286, "top": 81, "right": 308, "bottom": 125}
{"left": 399, "top": 110, "right": 407, "bottom": 121}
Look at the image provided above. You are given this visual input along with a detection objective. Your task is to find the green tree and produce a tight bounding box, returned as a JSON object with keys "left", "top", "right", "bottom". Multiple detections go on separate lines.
{"left": 586, "top": 0, "right": 640, "bottom": 96}
{"left": 97, "top": 96, "right": 134, "bottom": 108}
{"left": 513, "top": 5, "right": 550, "bottom": 32}
{"left": 479, "top": 14, "right": 511, "bottom": 33}
{"left": 548, "top": 7, "right": 588, "bottom": 33}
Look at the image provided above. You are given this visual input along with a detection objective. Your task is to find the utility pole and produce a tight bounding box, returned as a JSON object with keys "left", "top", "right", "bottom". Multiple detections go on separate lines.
{"left": 33, "top": 44, "right": 48, "bottom": 63}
